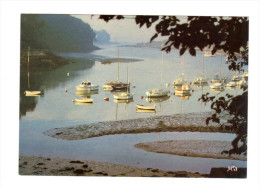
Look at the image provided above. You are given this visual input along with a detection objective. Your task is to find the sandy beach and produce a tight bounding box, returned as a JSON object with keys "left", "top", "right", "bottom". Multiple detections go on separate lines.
{"left": 19, "top": 156, "right": 208, "bottom": 177}
{"left": 135, "top": 140, "right": 247, "bottom": 161}
{"left": 43, "top": 112, "right": 232, "bottom": 140}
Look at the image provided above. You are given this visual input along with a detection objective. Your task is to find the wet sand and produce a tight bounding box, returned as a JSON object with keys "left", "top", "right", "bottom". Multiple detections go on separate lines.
{"left": 19, "top": 156, "right": 208, "bottom": 177}
{"left": 44, "top": 112, "right": 232, "bottom": 140}
{"left": 135, "top": 140, "right": 247, "bottom": 161}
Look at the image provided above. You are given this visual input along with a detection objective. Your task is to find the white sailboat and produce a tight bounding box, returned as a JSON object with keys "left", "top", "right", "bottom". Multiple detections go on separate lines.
{"left": 193, "top": 52, "right": 208, "bottom": 85}
{"left": 175, "top": 83, "right": 191, "bottom": 95}
{"left": 103, "top": 48, "right": 129, "bottom": 90}
{"left": 210, "top": 51, "right": 225, "bottom": 90}
{"left": 173, "top": 55, "right": 188, "bottom": 86}
{"left": 113, "top": 65, "right": 134, "bottom": 100}
{"left": 146, "top": 50, "right": 169, "bottom": 98}
{"left": 24, "top": 46, "right": 42, "bottom": 96}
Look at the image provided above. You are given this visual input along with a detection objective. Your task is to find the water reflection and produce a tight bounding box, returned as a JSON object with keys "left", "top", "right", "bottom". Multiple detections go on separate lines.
{"left": 20, "top": 58, "right": 95, "bottom": 118}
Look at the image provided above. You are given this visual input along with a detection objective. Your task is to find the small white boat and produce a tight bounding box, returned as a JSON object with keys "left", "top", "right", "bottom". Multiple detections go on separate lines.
{"left": 231, "top": 75, "right": 241, "bottom": 82}
{"left": 237, "top": 78, "right": 248, "bottom": 87}
{"left": 175, "top": 83, "right": 191, "bottom": 94}
{"left": 193, "top": 77, "right": 207, "bottom": 85}
{"left": 204, "top": 51, "right": 216, "bottom": 57}
{"left": 24, "top": 47, "right": 42, "bottom": 96}
{"left": 75, "top": 98, "right": 93, "bottom": 103}
{"left": 136, "top": 104, "right": 156, "bottom": 110}
{"left": 210, "top": 82, "right": 225, "bottom": 90}
{"left": 113, "top": 92, "right": 134, "bottom": 100}
{"left": 242, "top": 71, "right": 248, "bottom": 81}
{"left": 25, "top": 90, "right": 41, "bottom": 96}
{"left": 146, "top": 88, "right": 169, "bottom": 97}
{"left": 76, "top": 81, "right": 99, "bottom": 91}
{"left": 173, "top": 78, "right": 187, "bottom": 86}
{"left": 226, "top": 81, "right": 236, "bottom": 87}
{"left": 136, "top": 109, "right": 156, "bottom": 113}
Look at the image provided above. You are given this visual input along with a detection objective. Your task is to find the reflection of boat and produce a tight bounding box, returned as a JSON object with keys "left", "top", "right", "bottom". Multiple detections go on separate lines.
{"left": 175, "top": 92, "right": 191, "bottom": 100}
{"left": 75, "top": 98, "right": 93, "bottom": 103}
{"left": 175, "top": 83, "right": 191, "bottom": 95}
{"left": 25, "top": 47, "right": 42, "bottom": 96}
{"left": 146, "top": 95, "right": 170, "bottom": 103}
{"left": 76, "top": 90, "right": 99, "bottom": 96}
{"left": 113, "top": 98, "right": 133, "bottom": 104}
{"left": 76, "top": 81, "right": 99, "bottom": 91}
{"left": 136, "top": 109, "right": 156, "bottom": 113}
{"left": 146, "top": 50, "right": 169, "bottom": 98}
{"left": 136, "top": 104, "right": 156, "bottom": 110}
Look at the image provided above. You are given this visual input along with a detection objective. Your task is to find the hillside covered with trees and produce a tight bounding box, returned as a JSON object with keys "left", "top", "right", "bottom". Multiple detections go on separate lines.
{"left": 20, "top": 14, "right": 98, "bottom": 68}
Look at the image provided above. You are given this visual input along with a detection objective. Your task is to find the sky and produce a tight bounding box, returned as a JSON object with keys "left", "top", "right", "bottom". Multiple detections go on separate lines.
{"left": 72, "top": 14, "right": 162, "bottom": 44}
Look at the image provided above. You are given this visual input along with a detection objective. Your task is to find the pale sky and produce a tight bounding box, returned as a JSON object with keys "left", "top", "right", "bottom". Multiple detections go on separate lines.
{"left": 72, "top": 14, "right": 163, "bottom": 43}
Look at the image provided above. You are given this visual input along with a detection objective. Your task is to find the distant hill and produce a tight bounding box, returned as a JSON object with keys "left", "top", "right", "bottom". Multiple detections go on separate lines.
{"left": 94, "top": 29, "right": 110, "bottom": 44}
{"left": 20, "top": 14, "right": 99, "bottom": 69}
{"left": 39, "top": 14, "right": 98, "bottom": 53}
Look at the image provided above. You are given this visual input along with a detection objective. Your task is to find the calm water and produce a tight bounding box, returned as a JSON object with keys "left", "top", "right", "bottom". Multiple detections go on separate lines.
{"left": 19, "top": 43, "right": 247, "bottom": 173}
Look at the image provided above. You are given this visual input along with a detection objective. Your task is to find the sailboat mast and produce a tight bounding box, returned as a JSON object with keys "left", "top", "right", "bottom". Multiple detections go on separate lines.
{"left": 127, "top": 65, "right": 129, "bottom": 93}
{"left": 117, "top": 47, "right": 119, "bottom": 81}
{"left": 203, "top": 53, "right": 204, "bottom": 78}
{"left": 220, "top": 51, "right": 222, "bottom": 80}
{"left": 27, "top": 46, "right": 30, "bottom": 89}
{"left": 161, "top": 50, "right": 163, "bottom": 88}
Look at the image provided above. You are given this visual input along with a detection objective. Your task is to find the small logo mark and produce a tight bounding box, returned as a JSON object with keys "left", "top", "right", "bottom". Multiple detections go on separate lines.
{"left": 227, "top": 165, "right": 238, "bottom": 172}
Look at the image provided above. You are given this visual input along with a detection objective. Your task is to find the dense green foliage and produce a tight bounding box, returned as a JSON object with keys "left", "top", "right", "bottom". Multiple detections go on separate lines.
{"left": 21, "top": 14, "right": 98, "bottom": 53}
{"left": 39, "top": 14, "right": 98, "bottom": 52}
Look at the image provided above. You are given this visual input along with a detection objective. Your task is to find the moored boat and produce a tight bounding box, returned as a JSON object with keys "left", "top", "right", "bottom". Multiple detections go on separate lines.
{"left": 76, "top": 81, "right": 99, "bottom": 91}
{"left": 75, "top": 98, "right": 93, "bottom": 103}
{"left": 175, "top": 83, "right": 191, "bottom": 94}
{"left": 25, "top": 90, "right": 41, "bottom": 96}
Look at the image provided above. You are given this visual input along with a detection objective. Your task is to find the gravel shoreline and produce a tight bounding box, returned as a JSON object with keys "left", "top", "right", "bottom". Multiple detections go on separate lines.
{"left": 44, "top": 112, "right": 232, "bottom": 140}
{"left": 19, "top": 156, "right": 208, "bottom": 177}
{"left": 135, "top": 140, "right": 247, "bottom": 161}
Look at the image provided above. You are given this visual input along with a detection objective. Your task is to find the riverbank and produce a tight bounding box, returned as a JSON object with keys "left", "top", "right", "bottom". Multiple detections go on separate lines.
{"left": 44, "top": 112, "right": 233, "bottom": 140}
{"left": 19, "top": 156, "right": 208, "bottom": 177}
{"left": 135, "top": 140, "right": 246, "bottom": 161}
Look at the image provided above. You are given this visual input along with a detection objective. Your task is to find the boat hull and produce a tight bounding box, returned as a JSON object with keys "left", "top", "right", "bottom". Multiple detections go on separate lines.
{"left": 136, "top": 104, "right": 156, "bottom": 110}
{"left": 76, "top": 85, "right": 99, "bottom": 91}
{"left": 75, "top": 98, "right": 93, "bottom": 103}
{"left": 25, "top": 90, "right": 41, "bottom": 95}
